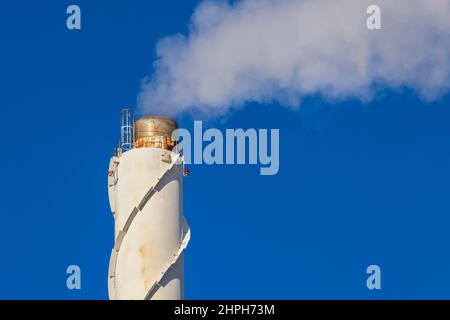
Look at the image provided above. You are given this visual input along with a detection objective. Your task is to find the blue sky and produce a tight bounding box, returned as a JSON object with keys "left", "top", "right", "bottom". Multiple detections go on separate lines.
{"left": 1, "top": 1, "right": 450, "bottom": 299}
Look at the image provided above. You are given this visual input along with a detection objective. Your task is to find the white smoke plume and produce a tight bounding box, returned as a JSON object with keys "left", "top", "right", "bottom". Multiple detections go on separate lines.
{"left": 138, "top": 0, "right": 450, "bottom": 116}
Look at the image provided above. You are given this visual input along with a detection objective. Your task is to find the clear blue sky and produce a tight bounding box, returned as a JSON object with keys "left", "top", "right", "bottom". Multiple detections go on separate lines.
{"left": 1, "top": 1, "right": 450, "bottom": 299}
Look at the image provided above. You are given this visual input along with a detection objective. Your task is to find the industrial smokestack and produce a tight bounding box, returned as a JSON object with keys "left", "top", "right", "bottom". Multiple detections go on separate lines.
{"left": 108, "top": 109, "right": 190, "bottom": 300}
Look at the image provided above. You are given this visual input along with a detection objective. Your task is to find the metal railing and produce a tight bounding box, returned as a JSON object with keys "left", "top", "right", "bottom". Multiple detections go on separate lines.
{"left": 120, "top": 108, "right": 135, "bottom": 151}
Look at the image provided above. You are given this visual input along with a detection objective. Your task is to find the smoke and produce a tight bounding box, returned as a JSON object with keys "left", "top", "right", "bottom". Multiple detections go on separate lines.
{"left": 138, "top": 0, "right": 450, "bottom": 116}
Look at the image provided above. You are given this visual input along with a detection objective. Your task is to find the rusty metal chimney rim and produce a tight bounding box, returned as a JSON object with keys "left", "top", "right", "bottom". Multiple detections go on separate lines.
{"left": 134, "top": 115, "right": 178, "bottom": 150}
{"left": 138, "top": 115, "right": 178, "bottom": 127}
